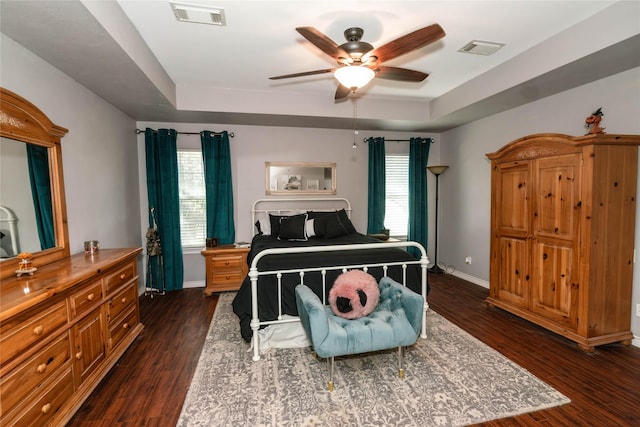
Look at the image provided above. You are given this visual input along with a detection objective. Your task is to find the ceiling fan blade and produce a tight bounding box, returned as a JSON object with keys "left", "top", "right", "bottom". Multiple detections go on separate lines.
{"left": 269, "top": 68, "right": 335, "bottom": 80}
{"left": 296, "top": 27, "right": 350, "bottom": 60}
{"left": 375, "top": 66, "right": 429, "bottom": 82}
{"left": 334, "top": 84, "right": 351, "bottom": 100}
{"left": 369, "top": 24, "right": 445, "bottom": 63}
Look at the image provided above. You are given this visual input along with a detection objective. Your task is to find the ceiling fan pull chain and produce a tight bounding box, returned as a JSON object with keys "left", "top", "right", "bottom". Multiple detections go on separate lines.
{"left": 352, "top": 99, "right": 359, "bottom": 149}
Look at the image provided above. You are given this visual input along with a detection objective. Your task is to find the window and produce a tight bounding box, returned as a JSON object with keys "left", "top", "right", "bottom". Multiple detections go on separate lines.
{"left": 177, "top": 150, "right": 206, "bottom": 248}
{"left": 385, "top": 154, "right": 409, "bottom": 237}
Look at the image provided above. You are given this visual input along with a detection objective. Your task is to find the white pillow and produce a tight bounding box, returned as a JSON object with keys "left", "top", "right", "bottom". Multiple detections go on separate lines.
{"left": 305, "top": 218, "right": 316, "bottom": 238}
{"left": 258, "top": 217, "right": 270, "bottom": 235}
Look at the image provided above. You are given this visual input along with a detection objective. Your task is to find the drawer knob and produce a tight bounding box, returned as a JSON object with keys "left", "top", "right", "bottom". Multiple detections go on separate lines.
{"left": 76, "top": 351, "right": 83, "bottom": 360}
{"left": 41, "top": 403, "right": 51, "bottom": 414}
{"left": 87, "top": 292, "right": 95, "bottom": 301}
{"left": 36, "top": 363, "right": 47, "bottom": 374}
{"left": 33, "top": 325, "right": 44, "bottom": 336}
{"left": 120, "top": 273, "right": 126, "bottom": 280}
{"left": 225, "top": 275, "right": 230, "bottom": 280}
{"left": 121, "top": 297, "right": 127, "bottom": 304}
{"left": 225, "top": 261, "right": 230, "bottom": 265}
{"left": 122, "top": 322, "right": 129, "bottom": 330}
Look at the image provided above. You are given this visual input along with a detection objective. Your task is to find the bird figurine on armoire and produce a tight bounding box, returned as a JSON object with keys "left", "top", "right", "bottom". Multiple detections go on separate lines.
{"left": 585, "top": 107, "right": 606, "bottom": 135}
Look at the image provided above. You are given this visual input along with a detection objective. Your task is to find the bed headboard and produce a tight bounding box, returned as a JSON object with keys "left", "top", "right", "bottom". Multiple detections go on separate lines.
{"left": 251, "top": 198, "right": 352, "bottom": 236}
{"left": 0, "top": 206, "right": 19, "bottom": 258}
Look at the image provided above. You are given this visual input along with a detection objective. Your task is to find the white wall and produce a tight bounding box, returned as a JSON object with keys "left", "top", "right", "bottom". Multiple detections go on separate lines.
{"left": 1, "top": 35, "right": 142, "bottom": 258}
{"left": 439, "top": 67, "right": 640, "bottom": 339}
{"left": 135, "top": 122, "right": 440, "bottom": 285}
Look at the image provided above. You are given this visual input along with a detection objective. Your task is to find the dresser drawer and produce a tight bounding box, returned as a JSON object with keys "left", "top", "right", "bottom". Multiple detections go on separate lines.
{"left": 0, "top": 302, "right": 68, "bottom": 366}
{"left": 109, "top": 306, "right": 138, "bottom": 350}
{"left": 108, "top": 283, "right": 136, "bottom": 323}
{"left": 212, "top": 271, "right": 244, "bottom": 285}
{"left": 210, "top": 255, "right": 244, "bottom": 271}
{"left": 3, "top": 367, "right": 74, "bottom": 427}
{"left": 105, "top": 261, "right": 136, "bottom": 295}
{"left": 0, "top": 332, "right": 71, "bottom": 417}
{"left": 70, "top": 280, "right": 103, "bottom": 318}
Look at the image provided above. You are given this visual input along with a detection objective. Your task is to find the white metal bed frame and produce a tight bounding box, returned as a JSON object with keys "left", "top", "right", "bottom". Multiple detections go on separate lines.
{"left": 247, "top": 198, "right": 429, "bottom": 362}
{"left": 251, "top": 197, "right": 352, "bottom": 235}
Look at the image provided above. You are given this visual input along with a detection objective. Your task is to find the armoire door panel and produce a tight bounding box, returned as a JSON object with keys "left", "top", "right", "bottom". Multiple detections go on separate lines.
{"left": 497, "top": 237, "right": 528, "bottom": 307}
{"left": 534, "top": 154, "right": 581, "bottom": 241}
{"left": 530, "top": 241, "right": 578, "bottom": 329}
{"left": 496, "top": 163, "right": 530, "bottom": 235}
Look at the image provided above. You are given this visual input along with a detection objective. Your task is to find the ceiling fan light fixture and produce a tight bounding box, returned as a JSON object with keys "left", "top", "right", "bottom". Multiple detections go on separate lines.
{"left": 334, "top": 66, "right": 375, "bottom": 90}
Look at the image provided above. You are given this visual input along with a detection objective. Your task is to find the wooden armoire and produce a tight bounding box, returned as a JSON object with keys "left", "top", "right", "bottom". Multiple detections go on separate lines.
{"left": 486, "top": 133, "right": 640, "bottom": 351}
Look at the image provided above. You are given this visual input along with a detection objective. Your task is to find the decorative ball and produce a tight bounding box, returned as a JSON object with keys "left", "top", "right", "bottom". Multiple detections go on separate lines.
{"left": 328, "top": 270, "right": 380, "bottom": 319}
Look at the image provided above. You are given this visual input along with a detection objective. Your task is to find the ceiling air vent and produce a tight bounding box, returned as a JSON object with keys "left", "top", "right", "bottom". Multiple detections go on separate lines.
{"left": 458, "top": 40, "right": 504, "bottom": 56}
{"left": 170, "top": 2, "right": 226, "bottom": 26}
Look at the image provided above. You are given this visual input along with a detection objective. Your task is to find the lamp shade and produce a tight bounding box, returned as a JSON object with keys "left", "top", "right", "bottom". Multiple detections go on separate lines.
{"left": 427, "top": 165, "right": 449, "bottom": 176}
{"left": 334, "top": 66, "right": 375, "bottom": 89}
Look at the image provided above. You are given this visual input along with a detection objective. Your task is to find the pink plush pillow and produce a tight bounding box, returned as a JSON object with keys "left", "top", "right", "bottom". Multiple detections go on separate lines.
{"left": 328, "top": 270, "right": 380, "bottom": 319}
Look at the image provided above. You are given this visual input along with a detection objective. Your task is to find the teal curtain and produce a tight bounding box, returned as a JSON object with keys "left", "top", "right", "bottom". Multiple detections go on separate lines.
{"left": 367, "top": 137, "right": 386, "bottom": 234}
{"left": 408, "top": 138, "right": 431, "bottom": 257}
{"left": 26, "top": 144, "right": 55, "bottom": 250}
{"left": 145, "top": 128, "right": 184, "bottom": 291}
{"left": 200, "top": 131, "right": 235, "bottom": 245}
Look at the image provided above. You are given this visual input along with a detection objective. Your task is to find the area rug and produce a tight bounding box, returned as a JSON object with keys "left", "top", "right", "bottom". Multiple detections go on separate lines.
{"left": 177, "top": 293, "right": 569, "bottom": 426}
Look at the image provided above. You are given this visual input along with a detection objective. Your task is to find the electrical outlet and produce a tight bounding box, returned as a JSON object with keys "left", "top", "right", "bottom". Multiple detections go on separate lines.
{"left": 465, "top": 256, "right": 472, "bottom": 264}
{"left": 636, "top": 303, "right": 640, "bottom": 318}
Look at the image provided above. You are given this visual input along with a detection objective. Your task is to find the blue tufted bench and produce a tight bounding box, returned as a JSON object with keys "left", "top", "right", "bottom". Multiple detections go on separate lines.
{"left": 295, "top": 276, "right": 425, "bottom": 391}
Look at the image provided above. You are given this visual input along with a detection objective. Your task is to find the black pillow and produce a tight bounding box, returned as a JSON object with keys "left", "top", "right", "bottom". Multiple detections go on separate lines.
{"left": 307, "top": 210, "right": 333, "bottom": 220}
{"left": 336, "top": 209, "right": 357, "bottom": 234}
{"left": 323, "top": 212, "right": 349, "bottom": 238}
{"left": 311, "top": 216, "right": 328, "bottom": 238}
{"left": 254, "top": 220, "right": 263, "bottom": 235}
{"left": 269, "top": 214, "right": 291, "bottom": 237}
{"left": 307, "top": 209, "right": 356, "bottom": 234}
{"left": 278, "top": 214, "right": 308, "bottom": 240}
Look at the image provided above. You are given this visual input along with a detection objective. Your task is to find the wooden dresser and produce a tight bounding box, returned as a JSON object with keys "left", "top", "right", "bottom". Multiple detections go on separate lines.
{"left": 0, "top": 248, "right": 143, "bottom": 426}
{"left": 201, "top": 245, "right": 250, "bottom": 295}
{"left": 486, "top": 133, "right": 640, "bottom": 351}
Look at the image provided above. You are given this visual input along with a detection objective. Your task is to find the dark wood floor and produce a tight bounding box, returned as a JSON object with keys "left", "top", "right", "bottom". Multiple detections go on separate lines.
{"left": 68, "top": 273, "right": 640, "bottom": 426}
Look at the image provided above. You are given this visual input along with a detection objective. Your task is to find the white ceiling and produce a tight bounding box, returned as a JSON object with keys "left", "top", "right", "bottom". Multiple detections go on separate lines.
{"left": 1, "top": 1, "right": 638, "bottom": 131}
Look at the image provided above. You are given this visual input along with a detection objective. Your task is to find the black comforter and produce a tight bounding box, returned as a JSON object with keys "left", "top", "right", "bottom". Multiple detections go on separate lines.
{"left": 231, "top": 233, "right": 426, "bottom": 341}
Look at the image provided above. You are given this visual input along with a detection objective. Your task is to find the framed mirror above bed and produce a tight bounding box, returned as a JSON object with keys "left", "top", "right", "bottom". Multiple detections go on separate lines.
{"left": 0, "top": 87, "right": 70, "bottom": 280}
{"left": 265, "top": 161, "right": 336, "bottom": 195}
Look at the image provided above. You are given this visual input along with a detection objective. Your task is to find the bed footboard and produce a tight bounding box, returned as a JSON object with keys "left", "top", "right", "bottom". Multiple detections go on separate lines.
{"left": 248, "top": 241, "right": 429, "bottom": 361}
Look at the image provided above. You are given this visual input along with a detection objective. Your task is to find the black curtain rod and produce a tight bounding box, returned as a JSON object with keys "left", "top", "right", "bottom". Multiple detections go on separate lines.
{"left": 135, "top": 129, "right": 234, "bottom": 137}
{"left": 363, "top": 138, "right": 434, "bottom": 143}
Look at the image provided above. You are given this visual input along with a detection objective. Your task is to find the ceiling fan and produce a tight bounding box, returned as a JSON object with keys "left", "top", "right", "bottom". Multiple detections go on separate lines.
{"left": 269, "top": 24, "right": 446, "bottom": 100}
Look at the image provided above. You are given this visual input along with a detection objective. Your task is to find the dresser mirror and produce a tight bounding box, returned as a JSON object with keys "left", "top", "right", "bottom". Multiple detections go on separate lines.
{"left": 0, "top": 87, "right": 70, "bottom": 279}
{"left": 265, "top": 161, "right": 336, "bottom": 195}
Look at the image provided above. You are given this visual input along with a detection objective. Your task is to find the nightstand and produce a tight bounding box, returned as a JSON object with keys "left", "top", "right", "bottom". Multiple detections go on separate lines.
{"left": 201, "top": 245, "right": 250, "bottom": 295}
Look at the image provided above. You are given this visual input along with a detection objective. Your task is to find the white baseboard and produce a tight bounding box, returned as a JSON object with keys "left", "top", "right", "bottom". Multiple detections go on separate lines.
{"left": 632, "top": 336, "right": 640, "bottom": 348}
{"left": 448, "top": 270, "right": 490, "bottom": 289}
{"left": 184, "top": 280, "right": 205, "bottom": 289}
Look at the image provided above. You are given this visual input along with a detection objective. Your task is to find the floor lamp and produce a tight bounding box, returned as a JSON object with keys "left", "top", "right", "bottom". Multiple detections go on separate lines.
{"left": 427, "top": 165, "right": 449, "bottom": 274}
